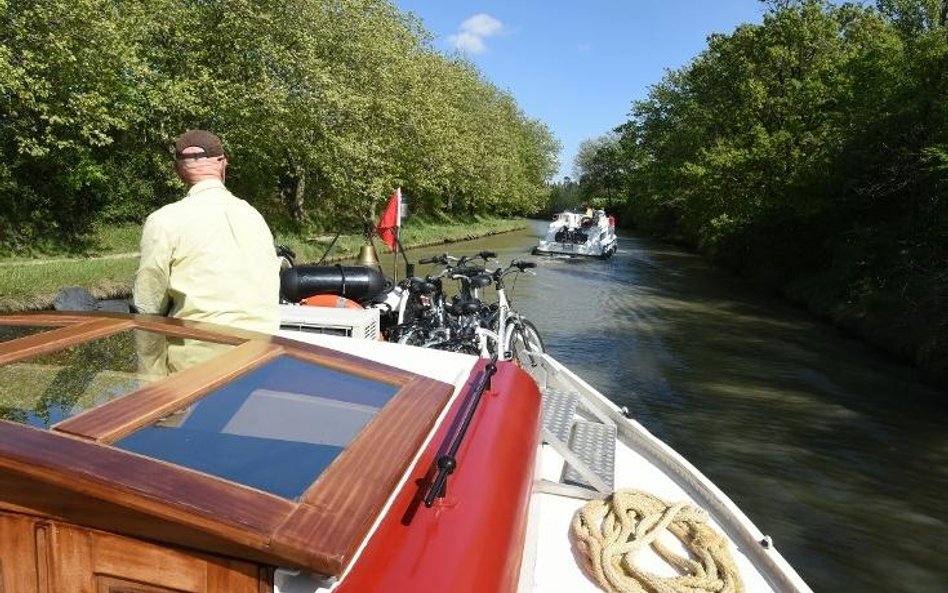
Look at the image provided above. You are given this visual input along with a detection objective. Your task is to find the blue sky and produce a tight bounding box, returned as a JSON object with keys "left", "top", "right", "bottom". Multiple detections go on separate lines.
{"left": 391, "top": 1, "right": 769, "bottom": 180}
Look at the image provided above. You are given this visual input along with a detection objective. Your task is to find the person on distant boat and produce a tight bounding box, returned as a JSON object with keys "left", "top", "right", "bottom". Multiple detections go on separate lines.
{"left": 133, "top": 129, "right": 280, "bottom": 335}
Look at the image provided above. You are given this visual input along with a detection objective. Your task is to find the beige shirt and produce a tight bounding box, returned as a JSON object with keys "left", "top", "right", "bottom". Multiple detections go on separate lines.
{"left": 133, "top": 179, "right": 280, "bottom": 334}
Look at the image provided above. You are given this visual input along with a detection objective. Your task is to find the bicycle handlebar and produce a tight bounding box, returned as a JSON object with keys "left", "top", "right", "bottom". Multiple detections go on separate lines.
{"left": 418, "top": 251, "right": 496, "bottom": 267}
{"left": 413, "top": 253, "right": 537, "bottom": 289}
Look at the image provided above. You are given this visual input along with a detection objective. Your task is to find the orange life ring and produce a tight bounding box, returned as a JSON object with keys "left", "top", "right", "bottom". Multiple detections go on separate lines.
{"left": 300, "top": 294, "right": 364, "bottom": 309}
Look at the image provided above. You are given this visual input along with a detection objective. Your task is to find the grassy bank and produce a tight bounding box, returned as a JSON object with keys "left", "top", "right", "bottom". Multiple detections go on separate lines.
{"left": 0, "top": 216, "right": 526, "bottom": 313}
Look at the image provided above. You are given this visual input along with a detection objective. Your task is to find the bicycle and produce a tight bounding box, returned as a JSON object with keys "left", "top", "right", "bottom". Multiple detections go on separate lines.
{"left": 463, "top": 259, "right": 544, "bottom": 362}
{"left": 389, "top": 252, "right": 494, "bottom": 352}
{"left": 422, "top": 256, "right": 544, "bottom": 361}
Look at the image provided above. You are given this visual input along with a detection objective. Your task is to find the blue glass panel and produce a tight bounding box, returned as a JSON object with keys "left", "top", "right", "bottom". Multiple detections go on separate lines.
{"left": 115, "top": 356, "right": 400, "bottom": 500}
{"left": 118, "top": 428, "right": 341, "bottom": 500}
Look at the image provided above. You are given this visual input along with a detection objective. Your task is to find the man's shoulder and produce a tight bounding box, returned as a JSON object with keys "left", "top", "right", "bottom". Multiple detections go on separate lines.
{"left": 145, "top": 199, "right": 188, "bottom": 226}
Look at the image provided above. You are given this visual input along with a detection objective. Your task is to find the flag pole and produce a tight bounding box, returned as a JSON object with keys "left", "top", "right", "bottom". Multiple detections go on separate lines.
{"left": 393, "top": 226, "right": 399, "bottom": 283}
{"left": 394, "top": 188, "right": 401, "bottom": 282}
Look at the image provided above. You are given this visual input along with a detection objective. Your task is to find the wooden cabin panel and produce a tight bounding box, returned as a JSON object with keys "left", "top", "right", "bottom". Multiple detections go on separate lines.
{"left": 0, "top": 470, "right": 294, "bottom": 572}
{"left": 0, "top": 513, "right": 41, "bottom": 593}
{"left": 46, "top": 522, "right": 95, "bottom": 593}
{"left": 86, "top": 528, "right": 209, "bottom": 591}
{"left": 0, "top": 312, "right": 464, "bottom": 580}
{"left": 0, "top": 511, "right": 258, "bottom": 593}
{"left": 203, "top": 560, "right": 267, "bottom": 593}
{"left": 97, "top": 576, "right": 191, "bottom": 593}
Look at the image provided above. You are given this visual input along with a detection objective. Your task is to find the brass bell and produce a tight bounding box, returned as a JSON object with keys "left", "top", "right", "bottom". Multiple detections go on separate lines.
{"left": 357, "top": 243, "right": 381, "bottom": 268}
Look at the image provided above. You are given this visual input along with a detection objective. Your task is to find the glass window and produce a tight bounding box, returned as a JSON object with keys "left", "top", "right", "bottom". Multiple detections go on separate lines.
{"left": 0, "top": 324, "right": 54, "bottom": 343}
{"left": 115, "top": 356, "right": 400, "bottom": 500}
{"left": 0, "top": 330, "right": 234, "bottom": 428}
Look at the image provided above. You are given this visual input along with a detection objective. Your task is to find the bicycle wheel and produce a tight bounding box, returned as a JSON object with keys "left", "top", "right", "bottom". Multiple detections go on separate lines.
{"left": 397, "top": 326, "right": 429, "bottom": 347}
{"left": 507, "top": 318, "right": 545, "bottom": 362}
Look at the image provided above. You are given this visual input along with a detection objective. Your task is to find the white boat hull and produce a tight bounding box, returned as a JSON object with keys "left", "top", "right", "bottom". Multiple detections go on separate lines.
{"left": 533, "top": 210, "right": 618, "bottom": 259}
{"left": 516, "top": 351, "right": 812, "bottom": 593}
{"left": 273, "top": 311, "right": 812, "bottom": 593}
{"left": 533, "top": 237, "right": 617, "bottom": 258}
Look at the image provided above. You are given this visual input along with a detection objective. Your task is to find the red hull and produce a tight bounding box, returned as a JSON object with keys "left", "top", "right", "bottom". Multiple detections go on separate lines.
{"left": 336, "top": 360, "right": 542, "bottom": 592}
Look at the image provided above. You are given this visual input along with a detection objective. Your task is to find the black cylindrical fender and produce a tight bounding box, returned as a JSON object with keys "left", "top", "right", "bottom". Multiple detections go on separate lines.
{"left": 280, "top": 265, "right": 389, "bottom": 304}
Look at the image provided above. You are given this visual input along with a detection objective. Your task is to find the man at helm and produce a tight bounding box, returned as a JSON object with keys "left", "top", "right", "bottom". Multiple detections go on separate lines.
{"left": 133, "top": 129, "right": 280, "bottom": 335}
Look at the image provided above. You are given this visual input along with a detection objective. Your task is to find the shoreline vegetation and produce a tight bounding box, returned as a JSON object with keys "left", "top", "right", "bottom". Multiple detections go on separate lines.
{"left": 0, "top": 217, "right": 526, "bottom": 314}
{"left": 562, "top": 1, "right": 948, "bottom": 392}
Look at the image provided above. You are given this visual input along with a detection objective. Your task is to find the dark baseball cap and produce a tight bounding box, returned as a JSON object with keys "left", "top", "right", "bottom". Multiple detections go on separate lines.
{"left": 174, "top": 129, "right": 224, "bottom": 160}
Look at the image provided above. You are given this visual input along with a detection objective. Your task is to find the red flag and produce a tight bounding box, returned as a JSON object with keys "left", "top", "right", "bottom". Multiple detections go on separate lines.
{"left": 376, "top": 188, "right": 401, "bottom": 252}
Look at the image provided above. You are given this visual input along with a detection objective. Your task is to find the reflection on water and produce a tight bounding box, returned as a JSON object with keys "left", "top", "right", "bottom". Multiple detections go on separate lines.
{"left": 401, "top": 220, "right": 948, "bottom": 593}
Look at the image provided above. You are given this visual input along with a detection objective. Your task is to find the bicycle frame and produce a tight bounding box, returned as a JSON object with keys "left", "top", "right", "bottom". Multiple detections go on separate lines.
{"left": 470, "top": 269, "right": 527, "bottom": 360}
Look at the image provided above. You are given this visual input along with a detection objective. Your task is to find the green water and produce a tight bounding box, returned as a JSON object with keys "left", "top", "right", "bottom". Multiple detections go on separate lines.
{"left": 399, "top": 221, "right": 948, "bottom": 593}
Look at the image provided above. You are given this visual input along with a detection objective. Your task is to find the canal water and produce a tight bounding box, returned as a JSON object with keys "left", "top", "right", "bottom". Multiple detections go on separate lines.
{"left": 400, "top": 220, "right": 948, "bottom": 593}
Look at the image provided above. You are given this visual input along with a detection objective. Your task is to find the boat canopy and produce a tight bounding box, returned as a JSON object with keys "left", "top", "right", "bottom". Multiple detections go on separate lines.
{"left": 0, "top": 312, "right": 454, "bottom": 576}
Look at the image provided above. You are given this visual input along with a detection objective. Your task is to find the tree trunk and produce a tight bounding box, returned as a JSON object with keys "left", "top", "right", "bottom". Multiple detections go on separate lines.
{"left": 279, "top": 159, "right": 306, "bottom": 225}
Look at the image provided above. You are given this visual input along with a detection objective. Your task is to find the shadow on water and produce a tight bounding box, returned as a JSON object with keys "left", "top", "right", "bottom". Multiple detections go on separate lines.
{"left": 403, "top": 221, "right": 948, "bottom": 593}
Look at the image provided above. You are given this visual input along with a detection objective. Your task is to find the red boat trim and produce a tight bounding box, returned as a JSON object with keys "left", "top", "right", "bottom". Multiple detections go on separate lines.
{"left": 336, "top": 359, "right": 542, "bottom": 593}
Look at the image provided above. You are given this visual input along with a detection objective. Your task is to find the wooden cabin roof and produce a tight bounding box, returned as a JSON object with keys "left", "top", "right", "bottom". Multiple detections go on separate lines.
{"left": 0, "top": 312, "right": 455, "bottom": 576}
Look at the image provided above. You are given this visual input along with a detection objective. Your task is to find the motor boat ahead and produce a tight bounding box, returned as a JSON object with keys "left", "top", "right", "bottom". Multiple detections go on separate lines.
{"left": 0, "top": 306, "right": 812, "bottom": 593}
{"left": 533, "top": 209, "right": 617, "bottom": 259}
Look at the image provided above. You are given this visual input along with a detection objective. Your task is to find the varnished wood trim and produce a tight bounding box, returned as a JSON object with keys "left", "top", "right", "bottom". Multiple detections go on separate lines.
{"left": 34, "top": 521, "right": 50, "bottom": 593}
{"left": 284, "top": 348, "right": 410, "bottom": 387}
{"left": 257, "top": 566, "right": 274, "bottom": 593}
{"left": 97, "top": 576, "right": 184, "bottom": 593}
{"left": 0, "top": 423, "right": 294, "bottom": 550}
{"left": 129, "top": 316, "right": 251, "bottom": 345}
{"left": 272, "top": 335, "right": 415, "bottom": 386}
{"left": 0, "top": 311, "right": 467, "bottom": 577}
{"left": 0, "top": 312, "right": 257, "bottom": 345}
{"left": 0, "top": 318, "right": 133, "bottom": 366}
{"left": 0, "top": 513, "right": 42, "bottom": 593}
{"left": 0, "top": 312, "right": 108, "bottom": 325}
{"left": 270, "top": 375, "right": 455, "bottom": 574}
{"left": 55, "top": 341, "right": 284, "bottom": 442}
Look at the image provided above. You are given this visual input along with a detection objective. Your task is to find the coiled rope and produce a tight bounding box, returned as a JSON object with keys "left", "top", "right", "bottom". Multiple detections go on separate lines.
{"left": 570, "top": 489, "right": 744, "bottom": 593}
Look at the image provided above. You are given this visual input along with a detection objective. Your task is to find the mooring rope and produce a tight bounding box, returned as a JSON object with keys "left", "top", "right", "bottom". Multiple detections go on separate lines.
{"left": 570, "top": 489, "right": 744, "bottom": 593}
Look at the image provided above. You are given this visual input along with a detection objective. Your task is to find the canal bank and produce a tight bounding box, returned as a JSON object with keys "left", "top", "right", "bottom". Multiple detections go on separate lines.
{"left": 0, "top": 217, "right": 526, "bottom": 313}
{"left": 782, "top": 279, "right": 948, "bottom": 393}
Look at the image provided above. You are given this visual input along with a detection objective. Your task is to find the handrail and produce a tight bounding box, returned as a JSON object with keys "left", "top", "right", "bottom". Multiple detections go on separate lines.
{"left": 423, "top": 355, "right": 499, "bottom": 507}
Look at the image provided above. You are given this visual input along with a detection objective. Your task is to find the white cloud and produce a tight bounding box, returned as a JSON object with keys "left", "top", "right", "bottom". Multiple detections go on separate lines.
{"left": 462, "top": 13, "right": 503, "bottom": 37}
{"left": 448, "top": 13, "right": 503, "bottom": 55}
{"left": 450, "top": 31, "right": 487, "bottom": 54}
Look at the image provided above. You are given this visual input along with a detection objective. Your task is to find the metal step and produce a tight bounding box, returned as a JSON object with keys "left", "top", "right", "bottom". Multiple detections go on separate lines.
{"left": 562, "top": 420, "right": 616, "bottom": 491}
{"left": 541, "top": 387, "right": 579, "bottom": 445}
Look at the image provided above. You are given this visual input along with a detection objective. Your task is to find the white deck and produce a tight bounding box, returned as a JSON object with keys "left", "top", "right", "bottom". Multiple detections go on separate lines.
{"left": 275, "top": 318, "right": 811, "bottom": 593}
{"left": 518, "top": 352, "right": 812, "bottom": 593}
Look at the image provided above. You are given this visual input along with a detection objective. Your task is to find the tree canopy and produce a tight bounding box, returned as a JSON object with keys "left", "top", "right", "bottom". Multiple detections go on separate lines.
{"left": 0, "top": 0, "right": 560, "bottom": 252}
{"left": 573, "top": 0, "right": 948, "bottom": 375}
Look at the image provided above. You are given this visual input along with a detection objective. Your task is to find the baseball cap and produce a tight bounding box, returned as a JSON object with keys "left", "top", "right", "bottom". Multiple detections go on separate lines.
{"left": 174, "top": 129, "right": 225, "bottom": 160}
